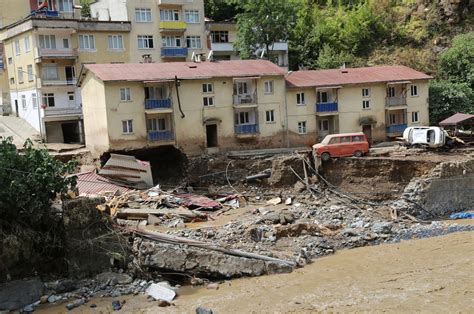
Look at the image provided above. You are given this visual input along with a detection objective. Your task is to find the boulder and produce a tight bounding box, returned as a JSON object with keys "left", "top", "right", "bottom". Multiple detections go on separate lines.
{"left": 0, "top": 278, "right": 44, "bottom": 310}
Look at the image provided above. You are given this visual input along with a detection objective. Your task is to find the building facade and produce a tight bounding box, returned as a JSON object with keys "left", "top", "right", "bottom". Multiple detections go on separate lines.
{"left": 90, "top": 0, "right": 208, "bottom": 63}
{"left": 0, "top": 17, "right": 131, "bottom": 143}
{"left": 206, "top": 21, "right": 289, "bottom": 69}
{"left": 285, "top": 66, "right": 432, "bottom": 143}
{"left": 79, "top": 60, "right": 287, "bottom": 156}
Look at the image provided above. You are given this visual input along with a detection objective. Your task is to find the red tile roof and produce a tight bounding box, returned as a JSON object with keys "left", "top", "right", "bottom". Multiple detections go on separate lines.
{"left": 75, "top": 171, "right": 130, "bottom": 195}
{"left": 439, "top": 113, "right": 474, "bottom": 126}
{"left": 84, "top": 60, "right": 286, "bottom": 82}
{"left": 286, "top": 65, "right": 432, "bottom": 88}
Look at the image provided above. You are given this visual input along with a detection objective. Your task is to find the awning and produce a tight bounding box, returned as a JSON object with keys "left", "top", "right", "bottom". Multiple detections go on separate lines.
{"left": 315, "top": 85, "right": 343, "bottom": 90}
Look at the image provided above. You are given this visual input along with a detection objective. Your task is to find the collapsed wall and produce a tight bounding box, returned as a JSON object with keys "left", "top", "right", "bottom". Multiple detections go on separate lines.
{"left": 393, "top": 159, "right": 474, "bottom": 219}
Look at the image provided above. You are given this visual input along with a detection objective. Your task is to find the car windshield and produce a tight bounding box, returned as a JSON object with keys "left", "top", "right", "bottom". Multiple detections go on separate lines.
{"left": 321, "top": 136, "right": 333, "bottom": 144}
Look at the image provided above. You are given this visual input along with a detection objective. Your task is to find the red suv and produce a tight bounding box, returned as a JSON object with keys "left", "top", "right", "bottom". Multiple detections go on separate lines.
{"left": 313, "top": 132, "right": 369, "bottom": 161}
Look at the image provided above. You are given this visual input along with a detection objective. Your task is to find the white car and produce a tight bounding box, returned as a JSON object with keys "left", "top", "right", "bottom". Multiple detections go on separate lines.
{"left": 402, "top": 126, "right": 447, "bottom": 148}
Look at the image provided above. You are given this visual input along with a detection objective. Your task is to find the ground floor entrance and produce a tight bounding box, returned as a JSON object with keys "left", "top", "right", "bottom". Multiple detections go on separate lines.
{"left": 44, "top": 119, "right": 84, "bottom": 144}
{"left": 206, "top": 124, "right": 218, "bottom": 148}
{"left": 316, "top": 115, "right": 339, "bottom": 141}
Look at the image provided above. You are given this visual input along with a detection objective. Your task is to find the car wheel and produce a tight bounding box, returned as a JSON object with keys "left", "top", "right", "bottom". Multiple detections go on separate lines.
{"left": 321, "top": 152, "right": 330, "bottom": 161}
{"left": 353, "top": 150, "right": 363, "bottom": 157}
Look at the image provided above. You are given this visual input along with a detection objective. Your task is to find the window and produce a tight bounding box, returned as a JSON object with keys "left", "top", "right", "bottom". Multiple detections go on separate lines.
{"left": 362, "top": 100, "right": 370, "bottom": 109}
{"left": 352, "top": 135, "right": 363, "bottom": 142}
{"left": 68, "top": 92, "right": 75, "bottom": 103}
{"left": 42, "top": 93, "right": 55, "bottom": 107}
{"left": 211, "top": 31, "right": 229, "bottom": 43}
{"left": 362, "top": 88, "right": 370, "bottom": 97}
{"left": 42, "top": 64, "right": 58, "bottom": 80}
{"left": 21, "top": 95, "right": 26, "bottom": 110}
{"left": 387, "top": 86, "right": 395, "bottom": 97}
{"left": 329, "top": 137, "right": 339, "bottom": 144}
{"left": 148, "top": 118, "right": 166, "bottom": 131}
{"left": 412, "top": 111, "right": 419, "bottom": 123}
{"left": 120, "top": 88, "right": 131, "bottom": 101}
{"left": 63, "top": 38, "right": 70, "bottom": 49}
{"left": 10, "top": 78, "right": 14, "bottom": 85}
{"left": 17, "top": 67, "right": 24, "bottom": 83}
{"left": 39, "top": 35, "right": 56, "bottom": 49}
{"left": 203, "top": 96, "right": 214, "bottom": 107}
{"left": 202, "top": 83, "right": 213, "bottom": 93}
{"left": 296, "top": 92, "right": 305, "bottom": 105}
{"left": 235, "top": 111, "right": 250, "bottom": 124}
{"left": 298, "top": 121, "right": 307, "bottom": 134}
{"left": 38, "top": 0, "right": 54, "bottom": 10}
{"left": 186, "top": 36, "right": 202, "bottom": 49}
{"left": 389, "top": 114, "right": 396, "bottom": 125}
{"left": 122, "top": 120, "right": 133, "bottom": 134}
{"left": 341, "top": 136, "right": 351, "bottom": 143}
{"left": 410, "top": 85, "right": 418, "bottom": 97}
{"left": 32, "top": 93, "right": 37, "bottom": 109}
{"left": 108, "top": 35, "right": 124, "bottom": 50}
{"left": 138, "top": 35, "right": 154, "bottom": 49}
{"left": 79, "top": 35, "right": 96, "bottom": 50}
{"left": 184, "top": 10, "right": 199, "bottom": 23}
{"left": 162, "top": 36, "right": 181, "bottom": 47}
{"left": 24, "top": 37, "right": 30, "bottom": 52}
{"left": 266, "top": 110, "right": 275, "bottom": 123}
{"left": 59, "top": 0, "right": 73, "bottom": 12}
{"left": 317, "top": 91, "right": 328, "bottom": 103}
{"left": 15, "top": 40, "right": 20, "bottom": 55}
{"left": 160, "top": 9, "right": 180, "bottom": 21}
{"left": 135, "top": 8, "right": 152, "bottom": 22}
{"left": 264, "top": 81, "right": 274, "bottom": 94}
{"left": 8, "top": 57, "right": 12, "bottom": 65}
{"left": 27, "top": 65, "right": 33, "bottom": 81}
{"left": 234, "top": 82, "right": 248, "bottom": 95}
{"left": 318, "top": 119, "right": 329, "bottom": 131}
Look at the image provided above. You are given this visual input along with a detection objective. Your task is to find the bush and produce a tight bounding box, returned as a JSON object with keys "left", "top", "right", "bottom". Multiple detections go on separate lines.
{"left": 438, "top": 32, "right": 474, "bottom": 87}
{"left": 429, "top": 80, "right": 474, "bottom": 124}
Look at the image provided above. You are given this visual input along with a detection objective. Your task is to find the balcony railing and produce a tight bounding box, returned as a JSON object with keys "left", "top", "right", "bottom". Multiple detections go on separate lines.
{"left": 148, "top": 130, "right": 175, "bottom": 141}
{"left": 385, "top": 96, "right": 407, "bottom": 107}
{"left": 0, "top": 62, "right": 4, "bottom": 70}
{"left": 161, "top": 47, "right": 188, "bottom": 57}
{"left": 41, "top": 78, "right": 77, "bottom": 86}
{"left": 159, "top": 21, "right": 186, "bottom": 30}
{"left": 235, "top": 124, "right": 259, "bottom": 134}
{"left": 233, "top": 94, "right": 257, "bottom": 105}
{"left": 37, "top": 48, "right": 78, "bottom": 58}
{"left": 386, "top": 124, "right": 407, "bottom": 134}
{"left": 145, "top": 99, "right": 172, "bottom": 110}
{"left": 210, "top": 42, "right": 234, "bottom": 52}
{"left": 44, "top": 106, "right": 82, "bottom": 116}
{"left": 316, "top": 102, "right": 338, "bottom": 113}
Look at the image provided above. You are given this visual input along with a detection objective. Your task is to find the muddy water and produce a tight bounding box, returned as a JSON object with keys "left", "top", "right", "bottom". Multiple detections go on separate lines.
{"left": 37, "top": 231, "right": 474, "bottom": 313}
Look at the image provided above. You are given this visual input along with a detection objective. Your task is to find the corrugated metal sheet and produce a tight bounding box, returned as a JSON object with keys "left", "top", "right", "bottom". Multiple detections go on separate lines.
{"left": 99, "top": 154, "right": 153, "bottom": 188}
{"left": 75, "top": 171, "right": 130, "bottom": 195}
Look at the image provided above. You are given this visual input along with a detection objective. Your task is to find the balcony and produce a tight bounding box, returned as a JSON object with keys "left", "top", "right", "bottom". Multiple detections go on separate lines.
{"left": 157, "top": 0, "right": 186, "bottom": 5}
{"left": 148, "top": 130, "right": 175, "bottom": 141}
{"left": 210, "top": 42, "right": 234, "bottom": 52}
{"left": 235, "top": 124, "right": 259, "bottom": 134}
{"left": 316, "top": 102, "right": 338, "bottom": 113}
{"left": 159, "top": 21, "right": 186, "bottom": 31}
{"left": 386, "top": 96, "right": 407, "bottom": 107}
{"left": 0, "top": 61, "right": 4, "bottom": 70}
{"left": 44, "top": 106, "right": 82, "bottom": 117}
{"left": 161, "top": 47, "right": 188, "bottom": 57}
{"left": 36, "top": 48, "right": 78, "bottom": 59}
{"left": 386, "top": 124, "right": 407, "bottom": 134}
{"left": 41, "top": 78, "right": 77, "bottom": 86}
{"left": 145, "top": 99, "right": 172, "bottom": 110}
{"left": 233, "top": 94, "right": 257, "bottom": 106}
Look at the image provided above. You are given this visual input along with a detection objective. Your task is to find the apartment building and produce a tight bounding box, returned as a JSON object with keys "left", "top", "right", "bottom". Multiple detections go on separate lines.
{"left": 90, "top": 0, "right": 208, "bottom": 63}
{"left": 285, "top": 65, "right": 432, "bottom": 143}
{"left": 206, "top": 20, "right": 289, "bottom": 69}
{"left": 0, "top": 17, "right": 131, "bottom": 143}
{"left": 78, "top": 60, "right": 287, "bottom": 156}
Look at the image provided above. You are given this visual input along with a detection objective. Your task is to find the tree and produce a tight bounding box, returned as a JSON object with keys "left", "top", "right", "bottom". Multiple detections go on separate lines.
{"left": 0, "top": 138, "right": 77, "bottom": 226}
{"left": 316, "top": 44, "right": 354, "bottom": 69}
{"left": 438, "top": 32, "right": 474, "bottom": 87}
{"left": 80, "top": 0, "right": 91, "bottom": 18}
{"left": 205, "top": 0, "right": 239, "bottom": 21}
{"left": 231, "top": 0, "right": 299, "bottom": 59}
{"left": 428, "top": 80, "right": 474, "bottom": 124}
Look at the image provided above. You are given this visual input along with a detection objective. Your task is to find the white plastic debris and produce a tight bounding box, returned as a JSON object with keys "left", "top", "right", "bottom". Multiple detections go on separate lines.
{"left": 146, "top": 283, "right": 176, "bottom": 302}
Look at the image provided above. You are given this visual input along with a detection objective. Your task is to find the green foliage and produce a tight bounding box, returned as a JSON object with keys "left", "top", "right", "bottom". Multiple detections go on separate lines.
{"left": 205, "top": 0, "right": 239, "bottom": 21}
{"left": 316, "top": 44, "right": 354, "bottom": 69}
{"left": 80, "top": 0, "right": 91, "bottom": 18}
{"left": 231, "top": 0, "right": 299, "bottom": 59}
{"left": 438, "top": 32, "right": 474, "bottom": 87}
{"left": 428, "top": 80, "right": 474, "bottom": 124}
{"left": 0, "top": 137, "right": 77, "bottom": 227}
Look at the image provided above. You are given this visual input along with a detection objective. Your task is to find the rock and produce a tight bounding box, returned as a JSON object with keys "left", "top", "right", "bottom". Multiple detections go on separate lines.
{"left": 40, "top": 295, "right": 49, "bottom": 304}
{"left": 90, "top": 304, "right": 97, "bottom": 308}
{"left": 65, "top": 298, "right": 85, "bottom": 311}
{"left": 261, "top": 212, "right": 281, "bottom": 224}
{"left": 341, "top": 228, "right": 359, "bottom": 237}
{"left": 157, "top": 299, "right": 172, "bottom": 307}
{"left": 248, "top": 227, "right": 264, "bottom": 242}
{"left": 47, "top": 295, "right": 62, "bottom": 303}
{"left": 196, "top": 306, "right": 214, "bottom": 314}
{"left": 371, "top": 222, "right": 393, "bottom": 234}
{"left": 112, "top": 300, "right": 122, "bottom": 311}
{"left": 206, "top": 283, "right": 219, "bottom": 290}
{"left": 351, "top": 221, "right": 364, "bottom": 228}
{"left": 22, "top": 304, "right": 35, "bottom": 312}
{"left": 0, "top": 278, "right": 44, "bottom": 311}
{"left": 266, "top": 197, "right": 282, "bottom": 205}
{"left": 96, "top": 272, "right": 133, "bottom": 285}
{"left": 146, "top": 283, "right": 176, "bottom": 302}
{"left": 293, "top": 181, "right": 306, "bottom": 193}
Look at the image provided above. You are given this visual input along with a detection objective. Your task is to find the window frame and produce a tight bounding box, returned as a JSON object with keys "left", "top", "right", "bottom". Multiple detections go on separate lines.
{"left": 186, "top": 36, "right": 202, "bottom": 49}
{"left": 317, "top": 91, "right": 328, "bottom": 103}
{"left": 17, "top": 67, "right": 24, "bottom": 84}
{"left": 318, "top": 119, "right": 329, "bottom": 131}
{"left": 138, "top": 35, "right": 154, "bottom": 49}
{"left": 362, "top": 99, "right": 370, "bottom": 109}
{"left": 120, "top": 87, "right": 131, "bottom": 102}
{"left": 78, "top": 34, "right": 96, "bottom": 51}
{"left": 42, "top": 64, "right": 59, "bottom": 80}
{"left": 58, "top": 0, "right": 74, "bottom": 12}
{"left": 24, "top": 36, "right": 31, "bottom": 52}
{"left": 265, "top": 110, "right": 275, "bottom": 123}
{"left": 160, "top": 9, "right": 180, "bottom": 21}
{"left": 298, "top": 121, "right": 307, "bottom": 134}
{"left": 108, "top": 35, "right": 124, "bottom": 51}
{"left": 410, "top": 85, "right": 419, "bottom": 97}
{"left": 42, "top": 93, "right": 55, "bottom": 107}
{"left": 15, "top": 40, "right": 20, "bottom": 55}
{"left": 264, "top": 80, "right": 274, "bottom": 94}
{"left": 362, "top": 88, "right": 370, "bottom": 98}
{"left": 32, "top": 93, "right": 38, "bottom": 109}
{"left": 122, "top": 120, "right": 134, "bottom": 134}
{"left": 39, "top": 34, "right": 56, "bottom": 49}
{"left": 27, "top": 65, "right": 33, "bottom": 82}
{"left": 184, "top": 10, "right": 200, "bottom": 23}
{"left": 203, "top": 96, "right": 215, "bottom": 107}
{"left": 296, "top": 92, "right": 305, "bottom": 105}
{"left": 135, "top": 8, "right": 152, "bottom": 22}
{"left": 21, "top": 95, "right": 27, "bottom": 110}
{"left": 210, "top": 31, "right": 229, "bottom": 43}
{"left": 412, "top": 111, "right": 419, "bottom": 123}
{"left": 202, "top": 83, "right": 213, "bottom": 93}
